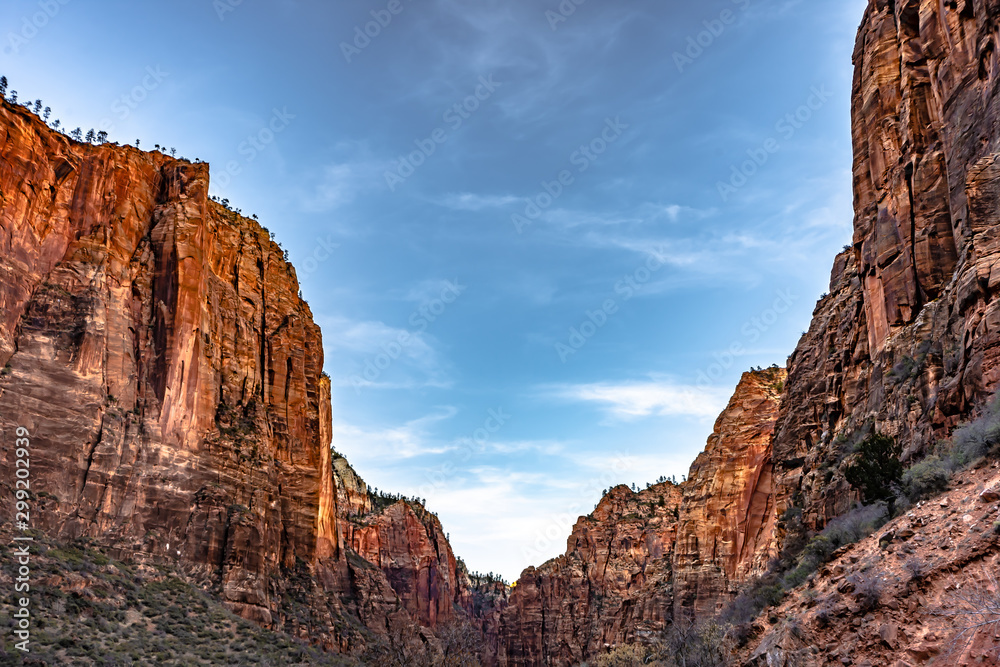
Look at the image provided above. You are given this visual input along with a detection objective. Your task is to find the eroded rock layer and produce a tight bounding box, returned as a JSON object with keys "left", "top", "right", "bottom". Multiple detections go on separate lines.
{"left": 773, "top": 0, "right": 1000, "bottom": 535}
{"left": 498, "top": 370, "right": 786, "bottom": 666}
{"left": 0, "top": 99, "right": 492, "bottom": 656}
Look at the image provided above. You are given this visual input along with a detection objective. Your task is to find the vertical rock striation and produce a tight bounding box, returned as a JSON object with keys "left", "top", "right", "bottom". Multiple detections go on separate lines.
{"left": 773, "top": 0, "right": 1000, "bottom": 533}
{"left": 0, "top": 98, "right": 491, "bottom": 654}
{"left": 497, "top": 370, "right": 787, "bottom": 666}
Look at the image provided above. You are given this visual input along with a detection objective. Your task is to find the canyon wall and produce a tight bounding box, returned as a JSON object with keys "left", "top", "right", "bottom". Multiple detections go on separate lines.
{"left": 772, "top": 0, "right": 1000, "bottom": 533}
{"left": 497, "top": 369, "right": 786, "bottom": 667}
{"left": 0, "top": 99, "right": 489, "bottom": 656}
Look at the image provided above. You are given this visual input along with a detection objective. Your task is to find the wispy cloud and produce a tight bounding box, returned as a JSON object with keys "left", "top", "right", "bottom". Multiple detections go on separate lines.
{"left": 434, "top": 192, "right": 520, "bottom": 211}
{"left": 540, "top": 378, "right": 729, "bottom": 420}
{"left": 320, "top": 315, "right": 453, "bottom": 391}
{"left": 334, "top": 407, "right": 458, "bottom": 460}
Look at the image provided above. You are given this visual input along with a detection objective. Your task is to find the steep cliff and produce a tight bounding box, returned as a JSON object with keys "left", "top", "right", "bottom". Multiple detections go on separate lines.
{"left": 772, "top": 0, "right": 1000, "bottom": 538}
{"left": 673, "top": 367, "right": 786, "bottom": 621}
{"left": 497, "top": 369, "right": 786, "bottom": 667}
{"left": 0, "top": 97, "right": 490, "bottom": 657}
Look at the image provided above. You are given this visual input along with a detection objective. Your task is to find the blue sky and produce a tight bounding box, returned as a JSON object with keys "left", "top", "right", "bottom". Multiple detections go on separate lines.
{"left": 2, "top": 0, "right": 868, "bottom": 581}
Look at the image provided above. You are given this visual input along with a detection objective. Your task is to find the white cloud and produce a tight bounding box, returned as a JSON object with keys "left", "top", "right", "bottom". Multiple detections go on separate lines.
{"left": 319, "top": 315, "right": 453, "bottom": 391}
{"left": 541, "top": 378, "right": 729, "bottom": 420}
{"left": 334, "top": 407, "right": 458, "bottom": 460}
{"left": 434, "top": 192, "right": 520, "bottom": 211}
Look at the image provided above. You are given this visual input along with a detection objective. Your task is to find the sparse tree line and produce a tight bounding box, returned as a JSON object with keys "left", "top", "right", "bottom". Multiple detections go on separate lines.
{"left": 0, "top": 74, "right": 185, "bottom": 159}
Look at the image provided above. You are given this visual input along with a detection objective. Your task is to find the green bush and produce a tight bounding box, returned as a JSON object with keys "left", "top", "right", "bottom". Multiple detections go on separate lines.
{"left": 901, "top": 456, "right": 950, "bottom": 501}
{"left": 845, "top": 433, "right": 903, "bottom": 514}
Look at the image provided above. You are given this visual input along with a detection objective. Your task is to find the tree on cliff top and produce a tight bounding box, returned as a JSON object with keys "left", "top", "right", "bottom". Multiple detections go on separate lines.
{"left": 845, "top": 433, "right": 903, "bottom": 514}
{"left": 0, "top": 76, "right": 7, "bottom": 97}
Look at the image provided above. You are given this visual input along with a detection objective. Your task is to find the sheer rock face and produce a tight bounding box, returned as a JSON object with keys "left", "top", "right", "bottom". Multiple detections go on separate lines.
{"left": 498, "top": 483, "right": 684, "bottom": 667}
{"left": 0, "top": 100, "right": 484, "bottom": 651}
{"left": 773, "top": 0, "right": 1000, "bottom": 533}
{"left": 673, "top": 368, "right": 786, "bottom": 620}
{"left": 497, "top": 370, "right": 786, "bottom": 667}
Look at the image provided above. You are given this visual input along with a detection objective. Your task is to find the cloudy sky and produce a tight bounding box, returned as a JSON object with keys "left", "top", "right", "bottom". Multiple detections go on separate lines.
{"left": 2, "top": 0, "right": 868, "bottom": 580}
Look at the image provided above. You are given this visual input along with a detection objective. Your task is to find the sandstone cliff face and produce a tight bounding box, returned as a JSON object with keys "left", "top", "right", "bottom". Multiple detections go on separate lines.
{"left": 498, "top": 482, "right": 684, "bottom": 667}
{"left": 0, "top": 99, "right": 487, "bottom": 654}
{"left": 772, "top": 0, "right": 1000, "bottom": 535}
{"left": 497, "top": 370, "right": 786, "bottom": 666}
{"left": 0, "top": 99, "right": 337, "bottom": 628}
{"left": 673, "top": 368, "right": 786, "bottom": 621}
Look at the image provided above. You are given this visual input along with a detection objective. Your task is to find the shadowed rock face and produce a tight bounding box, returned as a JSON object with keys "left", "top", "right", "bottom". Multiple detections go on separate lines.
{"left": 497, "top": 370, "right": 786, "bottom": 667}
{"left": 772, "top": 0, "right": 1000, "bottom": 533}
{"left": 0, "top": 100, "right": 495, "bottom": 653}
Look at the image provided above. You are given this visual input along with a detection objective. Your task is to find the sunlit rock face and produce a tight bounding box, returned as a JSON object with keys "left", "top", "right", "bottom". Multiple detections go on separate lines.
{"left": 497, "top": 369, "right": 786, "bottom": 667}
{"left": 773, "top": 0, "right": 1000, "bottom": 535}
{"left": 0, "top": 100, "right": 496, "bottom": 653}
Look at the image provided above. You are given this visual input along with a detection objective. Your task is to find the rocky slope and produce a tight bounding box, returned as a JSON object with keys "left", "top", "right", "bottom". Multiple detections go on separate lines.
{"left": 746, "top": 463, "right": 1000, "bottom": 667}
{"left": 0, "top": 97, "right": 492, "bottom": 659}
{"left": 497, "top": 369, "right": 786, "bottom": 666}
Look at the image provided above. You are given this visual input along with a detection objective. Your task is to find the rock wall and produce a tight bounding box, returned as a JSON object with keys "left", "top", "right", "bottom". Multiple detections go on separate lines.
{"left": 673, "top": 368, "right": 786, "bottom": 621}
{"left": 497, "top": 370, "right": 786, "bottom": 666}
{"left": 0, "top": 98, "right": 490, "bottom": 655}
{"left": 772, "top": 0, "right": 1000, "bottom": 533}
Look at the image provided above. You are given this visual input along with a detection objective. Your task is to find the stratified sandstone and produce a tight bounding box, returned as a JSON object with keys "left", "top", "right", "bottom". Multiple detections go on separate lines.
{"left": 772, "top": 0, "right": 1000, "bottom": 534}
{"left": 498, "top": 369, "right": 786, "bottom": 666}
{"left": 0, "top": 98, "right": 490, "bottom": 655}
{"left": 498, "top": 482, "right": 684, "bottom": 667}
{"left": 673, "top": 368, "right": 785, "bottom": 620}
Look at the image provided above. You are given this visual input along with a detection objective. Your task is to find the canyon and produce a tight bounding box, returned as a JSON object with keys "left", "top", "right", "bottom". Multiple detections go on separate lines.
{"left": 2, "top": 0, "right": 1000, "bottom": 664}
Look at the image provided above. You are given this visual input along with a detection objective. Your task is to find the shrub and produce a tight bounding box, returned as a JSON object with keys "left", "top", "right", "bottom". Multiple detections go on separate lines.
{"left": 901, "top": 456, "right": 951, "bottom": 501}
{"left": 823, "top": 503, "right": 888, "bottom": 548}
{"left": 594, "top": 644, "right": 654, "bottom": 667}
{"left": 847, "top": 570, "right": 884, "bottom": 613}
{"left": 845, "top": 434, "right": 903, "bottom": 514}
{"left": 950, "top": 394, "right": 1000, "bottom": 466}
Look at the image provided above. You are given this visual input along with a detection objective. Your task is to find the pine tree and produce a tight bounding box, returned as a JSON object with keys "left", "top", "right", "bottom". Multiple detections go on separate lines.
{"left": 845, "top": 433, "right": 903, "bottom": 515}
{"left": 0, "top": 76, "right": 7, "bottom": 97}
{"left": 70, "top": 128, "right": 82, "bottom": 141}
{"left": 9, "top": 91, "right": 17, "bottom": 104}
{"left": 96, "top": 131, "right": 108, "bottom": 144}
{"left": 42, "top": 107, "right": 50, "bottom": 121}
{"left": 52, "top": 120, "right": 60, "bottom": 130}
{"left": 85, "top": 129, "right": 95, "bottom": 143}
{"left": 33, "top": 100, "right": 41, "bottom": 114}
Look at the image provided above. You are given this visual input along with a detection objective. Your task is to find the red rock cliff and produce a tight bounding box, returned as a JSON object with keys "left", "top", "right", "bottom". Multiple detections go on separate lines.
{"left": 497, "top": 369, "right": 786, "bottom": 666}
{"left": 673, "top": 368, "right": 786, "bottom": 621}
{"left": 772, "top": 0, "right": 1000, "bottom": 534}
{"left": 0, "top": 98, "right": 491, "bottom": 656}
